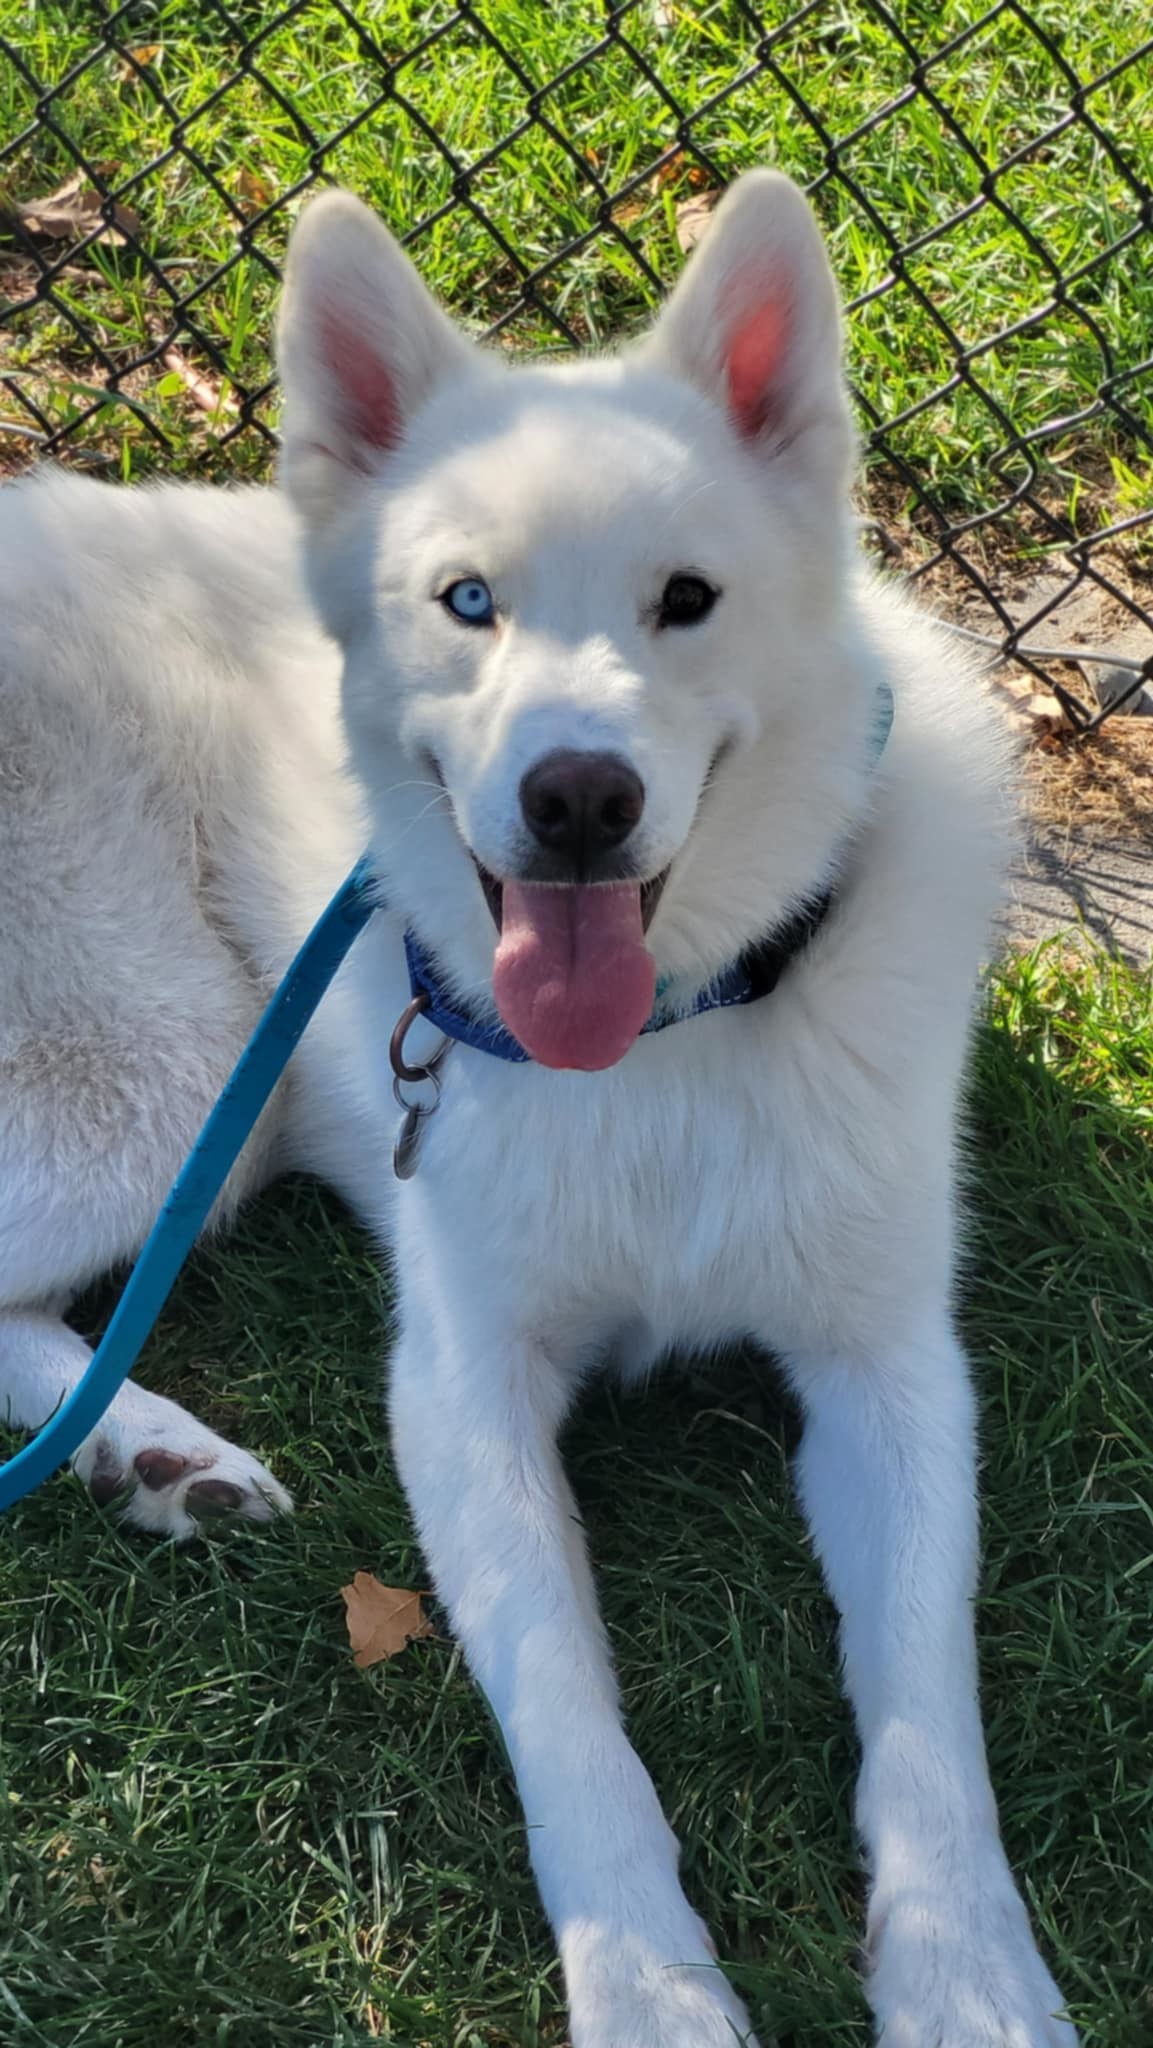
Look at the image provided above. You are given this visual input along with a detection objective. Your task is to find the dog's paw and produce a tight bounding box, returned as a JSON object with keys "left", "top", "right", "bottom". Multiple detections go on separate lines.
{"left": 868, "top": 1879, "right": 1077, "bottom": 2047}
{"left": 565, "top": 1926, "right": 759, "bottom": 2048}
{"left": 72, "top": 1385, "right": 292, "bottom": 1540}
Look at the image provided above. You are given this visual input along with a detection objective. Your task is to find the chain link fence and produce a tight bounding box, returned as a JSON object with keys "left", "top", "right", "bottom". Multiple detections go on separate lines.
{"left": 1, "top": 0, "right": 1151, "bottom": 729}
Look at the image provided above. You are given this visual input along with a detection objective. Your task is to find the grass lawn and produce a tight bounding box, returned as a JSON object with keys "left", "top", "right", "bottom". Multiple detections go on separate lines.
{"left": 1, "top": 940, "right": 1151, "bottom": 2046}
{"left": 1, "top": 6, "right": 1151, "bottom": 2043}
{"left": 1, "top": 0, "right": 1151, "bottom": 540}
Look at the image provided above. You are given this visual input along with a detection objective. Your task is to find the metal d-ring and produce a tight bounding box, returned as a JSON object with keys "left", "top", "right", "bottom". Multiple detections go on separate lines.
{"left": 389, "top": 992, "right": 451, "bottom": 1180}
{"left": 390, "top": 992, "right": 436, "bottom": 1083}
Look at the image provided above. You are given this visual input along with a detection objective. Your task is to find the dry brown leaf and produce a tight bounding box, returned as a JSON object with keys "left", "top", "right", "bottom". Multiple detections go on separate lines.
{"left": 15, "top": 172, "right": 140, "bottom": 247}
{"left": 1026, "top": 692, "right": 1072, "bottom": 727}
{"left": 117, "top": 44, "right": 162, "bottom": 82}
{"left": 236, "top": 167, "right": 274, "bottom": 216}
{"left": 674, "top": 190, "right": 719, "bottom": 252}
{"left": 651, "top": 151, "right": 712, "bottom": 195}
{"left": 612, "top": 196, "right": 647, "bottom": 228}
{"left": 161, "top": 344, "right": 233, "bottom": 416}
{"left": 341, "top": 1572, "right": 434, "bottom": 1668}
{"left": 651, "top": 149, "right": 686, "bottom": 191}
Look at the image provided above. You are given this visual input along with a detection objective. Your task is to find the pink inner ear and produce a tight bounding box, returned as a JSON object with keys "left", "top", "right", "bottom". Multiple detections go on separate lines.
{"left": 723, "top": 282, "right": 791, "bottom": 441}
{"left": 320, "top": 307, "right": 400, "bottom": 459}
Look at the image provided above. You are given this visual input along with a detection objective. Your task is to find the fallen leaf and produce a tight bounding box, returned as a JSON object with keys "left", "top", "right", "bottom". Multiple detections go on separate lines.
{"left": 652, "top": 148, "right": 686, "bottom": 191}
{"left": 14, "top": 172, "right": 140, "bottom": 247}
{"left": 611, "top": 195, "right": 647, "bottom": 228}
{"left": 236, "top": 167, "right": 274, "bottom": 216}
{"left": 655, "top": 0, "right": 700, "bottom": 27}
{"left": 117, "top": 43, "right": 162, "bottom": 82}
{"left": 651, "top": 150, "right": 712, "bottom": 196}
{"left": 341, "top": 1573, "right": 434, "bottom": 1668}
{"left": 675, "top": 189, "right": 719, "bottom": 252}
{"left": 160, "top": 344, "right": 234, "bottom": 416}
{"left": 1029, "top": 694, "right": 1075, "bottom": 743}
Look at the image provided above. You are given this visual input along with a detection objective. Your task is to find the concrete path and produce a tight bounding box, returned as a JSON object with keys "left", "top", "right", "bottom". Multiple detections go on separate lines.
{"left": 1005, "top": 826, "right": 1153, "bottom": 958}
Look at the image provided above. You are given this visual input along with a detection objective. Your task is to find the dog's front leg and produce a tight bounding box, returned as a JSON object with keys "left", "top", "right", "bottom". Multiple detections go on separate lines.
{"left": 784, "top": 1311, "right": 1076, "bottom": 2046}
{"left": 389, "top": 1311, "right": 758, "bottom": 2048}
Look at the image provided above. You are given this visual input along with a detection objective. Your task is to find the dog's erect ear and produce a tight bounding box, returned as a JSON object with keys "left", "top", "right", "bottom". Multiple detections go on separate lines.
{"left": 640, "top": 170, "right": 853, "bottom": 494}
{"left": 276, "top": 188, "right": 476, "bottom": 525}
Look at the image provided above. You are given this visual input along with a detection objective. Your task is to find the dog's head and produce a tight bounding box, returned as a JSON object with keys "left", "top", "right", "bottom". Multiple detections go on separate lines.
{"left": 278, "top": 171, "right": 872, "bottom": 1071}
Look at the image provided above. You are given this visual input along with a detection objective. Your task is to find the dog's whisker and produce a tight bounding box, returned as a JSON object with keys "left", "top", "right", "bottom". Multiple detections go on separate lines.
{"left": 372, "top": 794, "right": 456, "bottom": 862}
{"left": 659, "top": 475, "right": 719, "bottom": 530}
{"left": 4, "top": 158, "right": 1075, "bottom": 2048}
{"left": 378, "top": 779, "right": 450, "bottom": 799}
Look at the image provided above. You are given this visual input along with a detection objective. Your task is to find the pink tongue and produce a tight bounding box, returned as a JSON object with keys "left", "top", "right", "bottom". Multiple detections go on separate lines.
{"left": 493, "top": 882, "right": 655, "bottom": 1071}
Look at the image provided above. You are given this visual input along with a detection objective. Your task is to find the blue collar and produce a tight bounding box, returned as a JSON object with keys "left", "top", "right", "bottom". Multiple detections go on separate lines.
{"left": 402, "top": 887, "right": 832, "bottom": 1064}
{"left": 0, "top": 689, "right": 893, "bottom": 1511}
{"left": 403, "top": 684, "right": 893, "bottom": 1064}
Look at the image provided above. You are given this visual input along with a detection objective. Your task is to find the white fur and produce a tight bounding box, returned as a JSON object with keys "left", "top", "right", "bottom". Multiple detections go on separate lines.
{"left": 0, "top": 171, "right": 1075, "bottom": 2043}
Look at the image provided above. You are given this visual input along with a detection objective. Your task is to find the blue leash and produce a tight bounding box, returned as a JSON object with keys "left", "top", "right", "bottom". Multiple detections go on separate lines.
{"left": 0, "top": 683, "right": 894, "bottom": 1516}
{"left": 0, "top": 857, "right": 379, "bottom": 1515}
{"left": 0, "top": 852, "right": 814, "bottom": 1511}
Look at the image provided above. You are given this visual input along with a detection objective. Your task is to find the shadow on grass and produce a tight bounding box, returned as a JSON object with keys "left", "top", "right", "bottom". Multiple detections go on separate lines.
{"left": 1, "top": 950, "right": 1150, "bottom": 2046}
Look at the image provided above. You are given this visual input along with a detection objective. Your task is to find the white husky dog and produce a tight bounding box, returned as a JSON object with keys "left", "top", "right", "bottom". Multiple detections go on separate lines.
{"left": 0, "top": 171, "right": 1074, "bottom": 2044}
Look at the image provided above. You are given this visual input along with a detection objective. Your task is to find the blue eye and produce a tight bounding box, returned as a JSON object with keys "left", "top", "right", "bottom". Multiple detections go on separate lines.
{"left": 441, "top": 577, "right": 495, "bottom": 627}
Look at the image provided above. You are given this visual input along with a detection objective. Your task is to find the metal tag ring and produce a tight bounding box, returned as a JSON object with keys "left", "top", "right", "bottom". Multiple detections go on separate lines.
{"left": 390, "top": 994, "right": 451, "bottom": 1086}
{"left": 390, "top": 992, "right": 436, "bottom": 1082}
{"left": 392, "top": 1066, "right": 444, "bottom": 1116}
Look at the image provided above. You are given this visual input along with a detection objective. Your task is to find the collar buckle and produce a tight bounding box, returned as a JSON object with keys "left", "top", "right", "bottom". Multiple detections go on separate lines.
{"left": 390, "top": 993, "right": 451, "bottom": 1180}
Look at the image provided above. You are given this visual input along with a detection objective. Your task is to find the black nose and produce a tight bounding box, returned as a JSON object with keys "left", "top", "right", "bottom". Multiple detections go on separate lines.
{"left": 519, "top": 750, "right": 645, "bottom": 869}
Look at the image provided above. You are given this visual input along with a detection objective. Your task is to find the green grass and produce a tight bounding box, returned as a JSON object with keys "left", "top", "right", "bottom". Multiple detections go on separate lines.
{"left": 1, "top": 936, "right": 1151, "bottom": 2047}
{"left": 1, "top": 0, "right": 1151, "bottom": 536}
{"left": 0, "top": 7, "right": 1151, "bottom": 2038}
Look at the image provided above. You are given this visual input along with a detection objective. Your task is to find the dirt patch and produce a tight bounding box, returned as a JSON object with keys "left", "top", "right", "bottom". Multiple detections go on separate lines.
{"left": 861, "top": 473, "right": 1153, "bottom": 956}
{"left": 1003, "top": 718, "right": 1153, "bottom": 960}
{"left": 860, "top": 467, "right": 1153, "bottom": 725}
{"left": 1018, "top": 716, "right": 1153, "bottom": 841}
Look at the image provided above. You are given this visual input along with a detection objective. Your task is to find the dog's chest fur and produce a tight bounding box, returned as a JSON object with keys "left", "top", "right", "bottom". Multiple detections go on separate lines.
{"left": 367, "top": 902, "right": 959, "bottom": 1378}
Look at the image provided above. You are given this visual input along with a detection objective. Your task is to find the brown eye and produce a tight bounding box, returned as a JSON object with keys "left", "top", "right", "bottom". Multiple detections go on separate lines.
{"left": 657, "top": 574, "right": 719, "bottom": 628}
